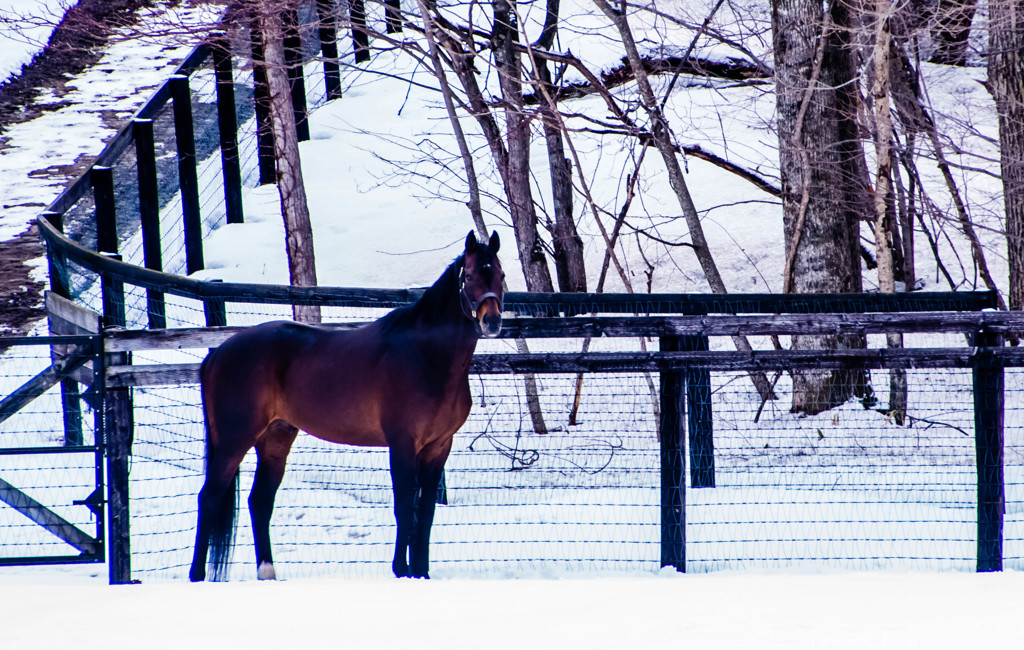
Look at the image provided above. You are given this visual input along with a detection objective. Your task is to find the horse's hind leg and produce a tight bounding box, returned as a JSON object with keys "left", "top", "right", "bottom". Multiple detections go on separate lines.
{"left": 249, "top": 420, "right": 298, "bottom": 580}
{"left": 190, "top": 446, "right": 247, "bottom": 582}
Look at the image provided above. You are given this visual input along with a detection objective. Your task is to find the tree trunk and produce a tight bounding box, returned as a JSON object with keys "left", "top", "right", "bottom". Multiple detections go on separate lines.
{"left": 538, "top": 61, "right": 586, "bottom": 293}
{"left": 773, "top": 0, "right": 868, "bottom": 414}
{"left": 930, "top": 0, "right": 978, "bottom": 66}
{"left": 871, "top": 4, "right": 907, "bottom": 425}
{"left": 261, "top": 11, "right": 320, "bottom": 324}
{"left": 989, "top": 0, "right": 1024, "bottom": 310}
{"left": 535, "top": 0, "right": 586, "bottom": 293}
{"left": 492, "top": 0, "right": 553, "bottom": 293}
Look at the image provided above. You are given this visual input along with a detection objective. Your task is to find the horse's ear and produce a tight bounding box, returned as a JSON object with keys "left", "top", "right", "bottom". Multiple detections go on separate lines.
{"left": 465, "top": 230, "right": 478, "bottom": 254}
{"left": 489, "top": 230, "right": 500, "bottom": 253}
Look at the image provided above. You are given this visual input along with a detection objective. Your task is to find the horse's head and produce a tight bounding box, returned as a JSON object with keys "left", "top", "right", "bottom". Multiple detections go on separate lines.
{"left": 461, "top": 230, "right": 504, "bottom": 338}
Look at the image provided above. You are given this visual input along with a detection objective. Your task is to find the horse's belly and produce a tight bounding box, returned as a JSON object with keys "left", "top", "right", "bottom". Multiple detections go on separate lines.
{"left": 289, "top": 408, "right": 389, "bottom": 448}
{"left": 305, "top": 426, "right": 389, "bottom": 448}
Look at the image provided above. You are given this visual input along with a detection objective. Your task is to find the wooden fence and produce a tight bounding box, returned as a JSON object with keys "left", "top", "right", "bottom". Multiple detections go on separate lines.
{"left": 92, "top": 309, "right": 1021, "bottom": 581}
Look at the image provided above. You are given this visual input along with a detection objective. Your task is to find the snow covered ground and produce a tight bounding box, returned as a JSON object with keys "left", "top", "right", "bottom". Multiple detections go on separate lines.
{"left": 2, "top": 570, "right": 1023, "bottom": 649}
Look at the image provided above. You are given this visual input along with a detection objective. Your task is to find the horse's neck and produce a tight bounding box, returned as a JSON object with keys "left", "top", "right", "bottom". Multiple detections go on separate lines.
{"left": 402, "top": 272, "right": 475, "bottom": 356}
{"left": 416, "top": 299, "right": 477, "bottom": 350}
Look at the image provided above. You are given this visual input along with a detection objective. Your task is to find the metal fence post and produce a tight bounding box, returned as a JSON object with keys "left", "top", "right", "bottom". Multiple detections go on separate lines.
{"left": 384, "top": 0, "right": 403, "bottom": 33}
{"left": 350, "top": 0, "right": 370, "bottom": 63}
{"left": 93, "top": 167, "right": 118, "bottom": 257}
{"left": 203, "top": 280, "right": 227, "bottom": 328}
{"left": 973, "top": 329, "right": 1004, "bottom": 572}
{"left": 250, "top": 27, "right": 277, "bottom": 185}
{"left": 659, "top": 335, "right": 686, "bottom": 572}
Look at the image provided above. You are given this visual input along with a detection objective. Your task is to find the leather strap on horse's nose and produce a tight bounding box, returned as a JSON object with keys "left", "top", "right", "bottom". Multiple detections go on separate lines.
{"left": 471, "top": 291, "right": 503, "bottom": 313}
{"left": 460, "top": 290, "right": 502, "bottom": 321}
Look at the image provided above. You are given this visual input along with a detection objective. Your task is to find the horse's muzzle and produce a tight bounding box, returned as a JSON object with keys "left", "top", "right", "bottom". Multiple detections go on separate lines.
{"left": 480, "top": 312, "right": 502, "bottom": 338}
{"left": 475, "top": 296, "right": 503, "bottom": 338}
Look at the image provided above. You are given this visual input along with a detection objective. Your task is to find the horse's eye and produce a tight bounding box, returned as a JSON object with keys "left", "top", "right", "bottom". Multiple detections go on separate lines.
{"left": 464, "top": 274, "right": 472, "bottom": 282}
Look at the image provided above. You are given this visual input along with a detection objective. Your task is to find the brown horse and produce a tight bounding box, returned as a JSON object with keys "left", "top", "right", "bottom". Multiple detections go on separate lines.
{"left": 189, "top": 231, "right": 504, "bottom": 581}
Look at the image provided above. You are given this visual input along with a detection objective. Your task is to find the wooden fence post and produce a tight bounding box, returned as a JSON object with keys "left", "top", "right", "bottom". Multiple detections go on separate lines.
{"left": 133, "top": 118, "right": 166, "bottom": 329}
{"left": 41, "top": 211, "right": 70, "bottom": 299}
{"left": 42, "top": 209, "right": 83, "bottom": 446}
{"left": 683, "top": 334, "right": 715, "bottom": 488}
{"left": 973, "top": 329, "right": 1004, "bottom": 572}
{"left": 170, "top": 76, "right": 204, "bottom": 275}
{"left": 104, "top": 345, "right": 133, "bottom": 585}
{"left": 317, "top": 0, "right": 342, "bottom": 100}
{"left": 350, "top": 0, "right": 370, "bottom": 63}
{"left": 94, "top": 158, "right": 133, "bottom": 581}
{"left": 93, "top": 167, "right": 118, "bottom": 256}
{"left": 384, "top": 0, "right": 403, "bottom": 33}
{"left": 100, "top": 253, "right": 127, "bottom": 330}
{"left": 283, "top": 10, "right": 310, "bottom": 143}
{"left": 94, "top": 169, "right": 127, "bottom": 329}
{"left": 203, "top": 280, "right": 227, "bottom": 328}
{"left": 250, "top": 27, "right": 277, "bottom": 185}
{"left": 659, "top": 335, "right": 686, "bottom": 572}
{"left": 211, "top": 36, "right": 244, "bottom": 224}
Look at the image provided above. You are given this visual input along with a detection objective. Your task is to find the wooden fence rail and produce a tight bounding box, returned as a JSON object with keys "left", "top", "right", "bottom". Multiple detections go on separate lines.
{"left": 102, "top": 311, "right": 1024, "bottom": 353}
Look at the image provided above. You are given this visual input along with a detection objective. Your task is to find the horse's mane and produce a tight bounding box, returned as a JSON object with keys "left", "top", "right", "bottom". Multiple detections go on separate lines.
{"left": 378, "top": 255, "right": 464, "bottom": 334}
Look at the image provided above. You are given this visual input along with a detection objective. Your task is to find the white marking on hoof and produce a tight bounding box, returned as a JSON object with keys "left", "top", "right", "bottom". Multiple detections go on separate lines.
{"left": 257, "top": 562, "right": 277, "bottom": 581}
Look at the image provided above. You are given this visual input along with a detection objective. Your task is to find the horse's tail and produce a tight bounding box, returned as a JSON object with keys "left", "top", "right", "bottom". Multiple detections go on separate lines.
{"left": 200, "top": 350, "right": 239, "bottom": 582}
{"left": 206, "top": 468, "right": 238, "bottom": 582}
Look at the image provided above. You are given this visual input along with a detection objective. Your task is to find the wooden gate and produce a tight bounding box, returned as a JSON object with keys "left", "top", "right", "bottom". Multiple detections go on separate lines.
{"left": 0, "top": 294, "right": 105, "bottom": 566}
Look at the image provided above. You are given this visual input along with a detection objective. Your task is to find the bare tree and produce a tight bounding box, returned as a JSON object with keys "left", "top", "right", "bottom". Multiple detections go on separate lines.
{"left": 869, "top": 0, "right": 907, "bottom": 424}
{"left": 772, "top": 0, "right": 870, "bottom": 414}
{"left": 533, "top": 0, "right": 587, "bottom": 293}
{"left": 491, "top": 0, "right": 554, "bottom": 293}
{"left": 592, "top": 0, "right": 775, "bottom": 403}
{"left": 989, "top": 0, "right": 1024, "bottom": 310}
{"left": 413, "top": 0, "right": 489, "bottom": 239}
{"left": 251, "top": 2, "right": 320, "bottom": 323}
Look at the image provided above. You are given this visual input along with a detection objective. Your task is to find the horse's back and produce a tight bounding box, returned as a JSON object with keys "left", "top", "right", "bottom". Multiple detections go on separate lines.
{"left": 204, "top": 320, "right": 322, "bottom": 387}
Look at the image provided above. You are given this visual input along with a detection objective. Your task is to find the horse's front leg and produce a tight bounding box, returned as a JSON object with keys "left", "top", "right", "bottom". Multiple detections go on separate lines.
{"left": 388, "top": 444, "right": 417, "bottom": 578}
{"left": 409, "top": 440, "right": 453, "bottom": 579}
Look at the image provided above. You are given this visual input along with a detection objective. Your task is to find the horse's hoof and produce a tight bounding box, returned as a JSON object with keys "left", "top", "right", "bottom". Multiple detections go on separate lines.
{"left": 189, "top": 567, "right": 205, "bottom": 582}
{"left": 257, "top": 562, "right": 277, "bottom": 580}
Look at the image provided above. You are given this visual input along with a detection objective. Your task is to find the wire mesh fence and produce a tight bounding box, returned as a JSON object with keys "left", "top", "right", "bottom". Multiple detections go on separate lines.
{"left": 112, "top": 334, "right": 1024, "bottom": 581}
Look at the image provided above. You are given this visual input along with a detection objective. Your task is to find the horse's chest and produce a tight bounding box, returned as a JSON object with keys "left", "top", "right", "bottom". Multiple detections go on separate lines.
{"left": 391, "top": 362, "right": 472, "bottom": 432}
